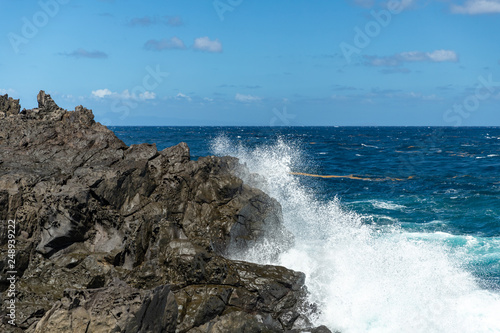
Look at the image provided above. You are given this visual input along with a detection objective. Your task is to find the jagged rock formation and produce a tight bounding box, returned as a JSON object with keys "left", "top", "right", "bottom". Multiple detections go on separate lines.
{"left": 0, "top": 92, "right": 331, "bottom": 332}
{"left": 0, "top": 95, "right": 20, "bottom": 118}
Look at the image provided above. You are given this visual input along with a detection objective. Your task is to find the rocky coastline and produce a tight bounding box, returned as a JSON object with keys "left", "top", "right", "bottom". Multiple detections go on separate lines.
{"left": 0, "top": 92, "right": 332, "bottom": 332}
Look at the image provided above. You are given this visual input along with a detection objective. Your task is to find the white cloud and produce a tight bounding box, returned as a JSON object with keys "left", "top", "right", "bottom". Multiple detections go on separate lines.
{"left": 398, "top": 51, "right": 428, "bottom": 62}
{"left": 404, "top": 92, "right": 441, "bottom": 101}
{"left": 144, "top": 37, "right": 186, "bottom": 51}
{"left": 128, "top": 15, "right": 183, "bottom": 27}
{"left": 193, "top": 37, "right": 223, "bottom": 53}
{"left": 368, "top": 56, "right": 402, "bottom": 67}
{"left": 120, "top": 89, "right": 133, "bottom": 99}
{"left": 176, "top": 93, "right": 192, "bottom": 102}
{"left": 235, "top": 93, "right": 261, "bottom": 102}
{"left": 165, "top": 16, "right": 183, "bottom": 27}
{"left": 365, "top": 50, "right": 458, "bottom": 67}
{"left": 350, "top": 0, "right": 417, "bottom": 10}
{"left": 451, "top": 0, "right": 500, "bottom": 14}
{"left": 127, "top": 16, "right": 155, "bottom": 27}
{"left": 139, "top": 91, "right": 156, "bottom": 100}
{"left": 332, "top": 89, "right": 444, "bottom": 103}
{"left": 63, "top": 48, "right": 108, "bottom": 59}
{"left": 0, "top": 88, "right": 16, "bottom": 95}
{"left": 91, "top": 89, "right": 156, "bottom": 100}
{"left": 92, "top": 88, "right": 113, "bottom": 98}
{"left": 425, "top": 50, "right": 459, "bottom": 62}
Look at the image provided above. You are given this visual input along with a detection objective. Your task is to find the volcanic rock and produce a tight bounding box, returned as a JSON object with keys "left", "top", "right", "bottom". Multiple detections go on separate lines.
{"left": 0, "top": 94, "right": 21, "bottom": 118}
{"left": 0, "top": 92, "right": 330, "bottom": 332}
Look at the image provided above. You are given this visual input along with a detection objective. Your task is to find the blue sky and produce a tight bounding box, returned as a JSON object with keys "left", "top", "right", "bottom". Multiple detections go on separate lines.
{"left": 1, "top": 0, "right": 500, "bottom": 126}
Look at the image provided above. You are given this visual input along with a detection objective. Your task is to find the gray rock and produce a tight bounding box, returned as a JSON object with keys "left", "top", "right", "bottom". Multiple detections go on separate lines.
{"left": 0, "top": 92, "right": 331, "bottom": 332}
{"left": 0, "top": 93, "right": 20, "bottom": 118}
{"left": 27, "top": 279, "right": 177, "bottom": 333}
{"left": 187, "top": 311, "right": 283, "bottom": 333}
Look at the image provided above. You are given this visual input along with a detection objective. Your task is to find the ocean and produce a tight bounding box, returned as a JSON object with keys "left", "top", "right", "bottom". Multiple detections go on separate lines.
{"left": 111, "top": 126, "right": 500, "bottom": 333}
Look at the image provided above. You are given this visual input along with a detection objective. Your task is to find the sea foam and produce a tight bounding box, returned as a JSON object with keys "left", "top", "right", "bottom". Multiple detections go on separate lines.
{"left": 211, "top": 136, "right": 500, "bottom": 333}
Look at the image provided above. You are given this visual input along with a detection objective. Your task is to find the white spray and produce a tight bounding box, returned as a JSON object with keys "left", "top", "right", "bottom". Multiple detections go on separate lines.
{"left": 212, "top": 136, "right": 500, "bottom": 333}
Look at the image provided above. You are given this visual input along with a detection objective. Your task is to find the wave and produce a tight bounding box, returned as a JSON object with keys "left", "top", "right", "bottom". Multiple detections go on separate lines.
{"left": 211, "top": 136, "right": 500, "bottom": 333}
{"left": 349, "top": 200, "right": 407, "bottom": 211}
{"left": 361, "top": 143, "right": 380, "bottom": 149}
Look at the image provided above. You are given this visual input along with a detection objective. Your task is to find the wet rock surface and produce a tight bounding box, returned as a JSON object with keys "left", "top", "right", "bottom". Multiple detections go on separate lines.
{"left": 0, "top": 92, "right": 330, "bottom": 332}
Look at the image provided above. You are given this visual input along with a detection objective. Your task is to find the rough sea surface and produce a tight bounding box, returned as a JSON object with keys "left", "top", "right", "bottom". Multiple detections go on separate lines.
{"left": 111, "top": 126, "right": 500, "bottom": 333}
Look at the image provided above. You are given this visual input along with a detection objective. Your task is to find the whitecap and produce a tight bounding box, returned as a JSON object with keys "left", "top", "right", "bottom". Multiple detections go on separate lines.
{"left": 370, "top": 200, "right": 407, "bottom": 211}
{"left": 361, "top": 143, "right": 379, "bottom": 148}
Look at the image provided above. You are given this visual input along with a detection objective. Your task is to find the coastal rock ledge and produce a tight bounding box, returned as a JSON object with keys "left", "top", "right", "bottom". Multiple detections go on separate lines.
{"left": 0, "top": 92, "right": 332, "bottom": 333}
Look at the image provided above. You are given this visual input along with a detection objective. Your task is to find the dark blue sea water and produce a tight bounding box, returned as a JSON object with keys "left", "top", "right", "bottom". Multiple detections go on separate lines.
{"left": 111, "top": 126, "right": 500, "bottom": 332}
